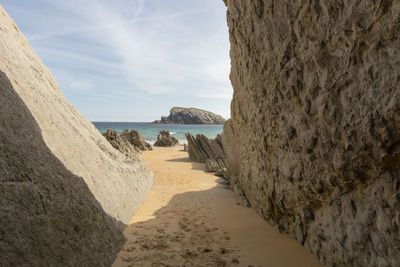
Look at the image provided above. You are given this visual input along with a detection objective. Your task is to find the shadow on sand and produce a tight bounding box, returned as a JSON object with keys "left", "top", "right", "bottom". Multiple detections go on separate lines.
{"left": 114, "top": 146, "right": 320, "bottom": 267}
{"left": 166, "top": 157, "right": 208, "bottom": 171}
{"left": 114, "top": 185, "right": 240, "bottom": 267}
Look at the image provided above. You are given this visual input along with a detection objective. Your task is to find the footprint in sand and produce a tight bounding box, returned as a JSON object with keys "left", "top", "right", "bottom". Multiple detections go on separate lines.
{"left": 203, "top": 248, "right": 213, "bottom": 253}
{"left": 122, "top": 246, "right": 136, "bottom": 252}
{"left": 219, "top": 248, "right": 230, "bottom": 254}
{"left": 151, "top": 262, "right": 168, "bottom": 267}
{"left": 182, "top": 250, "right": 197, "bottom": 259}
{"left": 121, "top": 256, "right": 139, "bottom": 263}
{"left": 231, "top": 258, "right": 240, "bottom": 264}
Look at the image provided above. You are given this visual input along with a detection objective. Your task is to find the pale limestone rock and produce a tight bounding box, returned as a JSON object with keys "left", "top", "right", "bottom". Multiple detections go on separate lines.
{"left": 223, "top": 0, "right": 400, "bottom": 266}
{"left": 0, "top": 5, "right": 152, "bottom": 226}
{"left": 0, "top": 70, "right": 124, "bottom": 267}
{"left": 0, "top": 5, "right": 153, "bottom": 265}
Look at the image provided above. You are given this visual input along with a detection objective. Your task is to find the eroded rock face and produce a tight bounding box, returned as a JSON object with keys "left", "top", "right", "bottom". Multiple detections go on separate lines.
{"left": 121, "top": 129, "right": 153, "bottom": 151}
{"left": 154, "top": 107, "right": 225, "bottom": 125}
{"left": 186, "top": 133, "right": 228, "bottom": 178}
{"left": 223, "top": 1, "right": 400, "bottom": 266}
{"left": 103, "top": 129, "right": 153, "bottom": 154}
{"left": 154, "top": 130, "right": 179, "bottom": 147}
{"left": 0, "top": 5, "right": 153, "bottom": 265}
{"left": 103, "top": 129, "right": 140, "bottom": 157}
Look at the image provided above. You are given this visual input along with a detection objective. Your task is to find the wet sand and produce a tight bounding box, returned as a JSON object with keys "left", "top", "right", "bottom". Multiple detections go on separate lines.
{"left": 113, "top": 146, "right": 320, "bottom": 267}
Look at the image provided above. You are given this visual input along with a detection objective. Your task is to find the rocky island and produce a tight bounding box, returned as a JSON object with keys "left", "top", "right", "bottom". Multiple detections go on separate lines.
{"left": 153, "top": 107, "right": 225, "bottom": 125}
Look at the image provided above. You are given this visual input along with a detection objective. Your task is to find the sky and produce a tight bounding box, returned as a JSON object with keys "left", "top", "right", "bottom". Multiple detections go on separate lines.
{"left": 2, "top": 0, "right": 232, "bottom": 121}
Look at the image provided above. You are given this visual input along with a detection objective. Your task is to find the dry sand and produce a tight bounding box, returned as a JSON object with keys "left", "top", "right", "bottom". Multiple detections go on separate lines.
{"left": 113, "top": 146, "right": 320, "bottom": 267}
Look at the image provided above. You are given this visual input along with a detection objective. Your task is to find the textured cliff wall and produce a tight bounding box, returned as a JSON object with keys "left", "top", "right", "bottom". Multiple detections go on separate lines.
{"left": 0, "top": 5, "right": 153, "bottom": 265}
{"left": 223, "top": 1, "right": 400, "bottom": 266}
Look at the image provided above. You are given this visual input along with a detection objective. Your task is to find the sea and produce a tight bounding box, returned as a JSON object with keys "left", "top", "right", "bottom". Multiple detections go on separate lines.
{"left": 92, "top": 122, "right": 223, "bottom": 144}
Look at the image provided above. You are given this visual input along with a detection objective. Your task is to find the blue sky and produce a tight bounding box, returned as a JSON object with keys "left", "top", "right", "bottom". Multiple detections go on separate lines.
{"left": 2, "top": 0, "right": 232, "bottom": 121}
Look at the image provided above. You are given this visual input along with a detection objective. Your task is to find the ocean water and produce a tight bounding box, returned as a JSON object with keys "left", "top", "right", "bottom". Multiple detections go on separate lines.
{"left": 92, "top": 122, "right": 223, "bottom": 144}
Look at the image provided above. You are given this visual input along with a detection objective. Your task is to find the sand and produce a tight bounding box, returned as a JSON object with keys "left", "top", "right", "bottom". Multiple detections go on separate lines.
{"left": 112, "top": 146, "right": 320, "bottom": 267}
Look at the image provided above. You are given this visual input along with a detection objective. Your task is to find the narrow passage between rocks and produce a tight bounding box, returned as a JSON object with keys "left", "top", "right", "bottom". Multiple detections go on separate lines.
{"left": 112, "top": 146, "right": 320, "bottom": 267}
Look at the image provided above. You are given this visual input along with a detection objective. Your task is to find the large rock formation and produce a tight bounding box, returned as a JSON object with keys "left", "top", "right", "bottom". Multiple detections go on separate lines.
{"left": 186, "top": 133, "right": 228, "bottom": 178}
{"left": 103, "top": 129, "right": 140, "bottom": 157}
{"left": 121, "top": 129, "right": 153, "bottom": 151}
{"left": 153, "top": 107, "right": 225, "bottom": 124}
{"left": 0, "top": 5, "right": 152, "bottom": 265}
{"left": 102, "top": 129, "right": 152, "bottom": 154}
{"left": 223, "top": 1, "right": 400, "bottom": 266}
{"left": 154, "top": 130, "right": 179, "bottom": 147}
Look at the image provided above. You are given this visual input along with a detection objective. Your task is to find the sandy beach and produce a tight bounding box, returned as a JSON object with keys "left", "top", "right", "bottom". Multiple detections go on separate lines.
{"left": 112, "top": 146, "right": 320, "bottom": 267}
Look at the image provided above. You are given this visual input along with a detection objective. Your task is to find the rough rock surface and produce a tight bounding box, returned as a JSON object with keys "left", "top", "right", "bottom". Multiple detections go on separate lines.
{"left": 120, "top": 129, "right": 153, "bottom": 151}
{"left": 0, "top": 5, "right": 152, "bottom": 226}
{"left": 205, "top": 158, "right": 220, "bottom": 172}
{"left": 154, "top": 107, "right": 225, "bottom": 125}
{"left": 154, "top": 130, "right": 179, "bottom": 147}
{"left": 186, "top": 133, "right": 228, "bottom": 178}
{"left": 103, "top": 129, "right": 152, "bottom": 153}
{"left": 103, "top": 129, "right": 140, "bottom": 157}
{"left": 0, "top": 70, "right": 124, "bottom": 267}
{"left": 223, "top": 1, "right": 400, "bottom": 266}
{"left": 0, "top": 5, "right": 153, "bottom": 265}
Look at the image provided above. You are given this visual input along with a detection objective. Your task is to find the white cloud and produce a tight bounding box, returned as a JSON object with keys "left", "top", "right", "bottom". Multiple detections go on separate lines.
{"left": 3, "top": 0, "right": 232, "bottom": 121}
{"left": 42, "top": 0, "right": 232, "bottom": 96}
